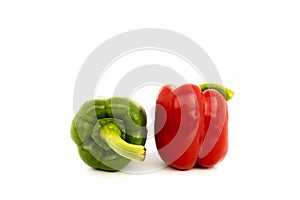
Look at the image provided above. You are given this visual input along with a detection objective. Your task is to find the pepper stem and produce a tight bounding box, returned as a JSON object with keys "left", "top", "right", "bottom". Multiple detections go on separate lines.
{"left": 99, "top": 122, "right": 146, "bottom": 162}
{"left": 200, "top": 83, "right": 234, "bottom": 101}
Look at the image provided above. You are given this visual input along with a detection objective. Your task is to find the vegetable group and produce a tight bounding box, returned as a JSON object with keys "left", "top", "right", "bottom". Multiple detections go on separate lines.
{"left": 155, "top": 83, "right": 233, "bottom": 170}
{"left": 71, "top": 83, "right": 233, "bottom": 171}
{"left": 71, "top": 97, "right": 147, "bottom": 171}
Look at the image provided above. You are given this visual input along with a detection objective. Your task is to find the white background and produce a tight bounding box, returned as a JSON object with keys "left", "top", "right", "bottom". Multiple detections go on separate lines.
{"left": 1, "top": 0, "right": 300, "bottom": 199}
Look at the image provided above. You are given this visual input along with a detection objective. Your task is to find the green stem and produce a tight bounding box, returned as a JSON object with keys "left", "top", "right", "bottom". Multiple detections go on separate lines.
{"left": 99, "top": 122, "right": 146, "bottom": 162}
{"left": 200, "top": 83, "right": 234, "bottom": 101}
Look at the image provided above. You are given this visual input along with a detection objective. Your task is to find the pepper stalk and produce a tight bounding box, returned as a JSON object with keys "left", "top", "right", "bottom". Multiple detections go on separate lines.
{"left": 200, "top": 83, "right": 234, "bottom": 101}
{"left": 95, "top": 118, "right": 146, "bottom": 162}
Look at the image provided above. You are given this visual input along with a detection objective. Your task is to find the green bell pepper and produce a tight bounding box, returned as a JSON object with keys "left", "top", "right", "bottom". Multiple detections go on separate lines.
{"left": 71, "top": 97, "right": 147, "bottom": 171}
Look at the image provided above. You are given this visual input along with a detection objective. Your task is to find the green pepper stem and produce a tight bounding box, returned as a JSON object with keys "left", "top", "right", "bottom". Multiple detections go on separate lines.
{"left": 99, "top": 123, "right": 146, "bottom": 162}
{"left": 200, "top": 83, "right": 234, "bottom": 101}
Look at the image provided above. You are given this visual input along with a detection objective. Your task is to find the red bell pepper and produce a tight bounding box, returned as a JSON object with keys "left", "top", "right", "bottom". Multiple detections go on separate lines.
{"left": 155, "top": 83, "right": 234, "bottom": 170}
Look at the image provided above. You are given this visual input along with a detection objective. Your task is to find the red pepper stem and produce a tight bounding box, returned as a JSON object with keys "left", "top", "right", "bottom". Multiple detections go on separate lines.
{"left": 200, "top": 83, "right": 234, "bottom": 101}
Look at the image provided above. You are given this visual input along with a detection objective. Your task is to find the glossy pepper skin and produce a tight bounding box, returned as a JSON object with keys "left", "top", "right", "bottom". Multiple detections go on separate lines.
{"left": 155, "top": 83, "right": 233, "bottom": 170}
{"left": 155, "top": 84, "right": 204, "bottom": 170}
{"left": 197, "top": 88, "right": 228, "bottom": 167}
{"left": 71, "top": 97, "right": 147, "bottom": 171}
